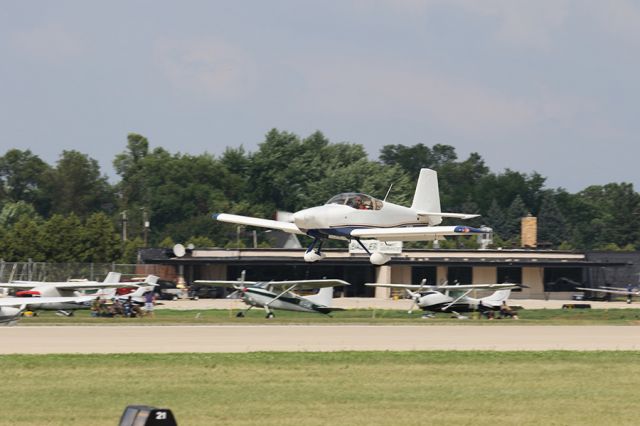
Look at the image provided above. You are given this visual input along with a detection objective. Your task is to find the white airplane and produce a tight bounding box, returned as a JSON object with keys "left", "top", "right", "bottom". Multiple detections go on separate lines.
{"left": 193, "top": 275, "right": 350, "bottom": 318}
{"left": 575, "top": 285, "right": 640, "bottom": 304}
{"left": 214, "top": 168, "right": 483, "bottom": 265}
{"left": 366, "top": 280, "right": 522, "bottom": 318}
{"left": 0, "top": 275, "right": 159, "bottom": 324}
{"left": 0, "top": 272, "right": 124, "bottom": 297}
{"left": 0, "top": 295, "right": 96, "bottom": 325}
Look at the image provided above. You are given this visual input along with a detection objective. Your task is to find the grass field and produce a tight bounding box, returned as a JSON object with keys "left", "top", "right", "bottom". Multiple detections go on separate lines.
{"left": 17, "top": 307, "right": 640, "bottom": 325}
{"left": 1, "top": 351, "right": 640, "bottom": 425}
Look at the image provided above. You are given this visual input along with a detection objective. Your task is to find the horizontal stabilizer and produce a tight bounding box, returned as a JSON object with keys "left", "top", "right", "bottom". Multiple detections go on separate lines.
{"left": 417, "top": 211, "right": 480, "bottom": 220}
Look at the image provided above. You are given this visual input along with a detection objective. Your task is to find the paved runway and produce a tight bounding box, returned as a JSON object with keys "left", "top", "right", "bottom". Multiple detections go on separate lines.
{"left": 2, "top": 325, "right": 640, "bottom": 353}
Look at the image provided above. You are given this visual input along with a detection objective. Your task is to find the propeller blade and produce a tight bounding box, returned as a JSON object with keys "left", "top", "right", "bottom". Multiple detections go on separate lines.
{"left": 405, "top": 289, "right": 420, "bottom": 314}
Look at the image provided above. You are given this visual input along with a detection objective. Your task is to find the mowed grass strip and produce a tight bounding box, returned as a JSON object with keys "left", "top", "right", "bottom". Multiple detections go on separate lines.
{"left": 1, "top": 352, "right": 640, "bottom": 425}
{"left": 17, "top": 307, "right": 640, "bottom": 325}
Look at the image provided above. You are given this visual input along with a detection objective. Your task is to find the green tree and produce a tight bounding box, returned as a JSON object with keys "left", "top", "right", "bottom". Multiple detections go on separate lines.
{"left": 119, "top": 237, "right": 145, "bottom": 263}
{"left": 3, "top": 215, "right": 44, "bottom": 261}
{"left": 537, "top": 193, "right": 569, "bottom": 247}
{"left": 187, "top": 236, "right": 215, "bottom": 247}
{"left": 0, "top": 201, "right": 40, "bottom": 228}
{"left": 504, "top": 196, "right": 529, "bottom": 240}
{"left": 81, "top": 212, "right": 122, "bottom": 262}
{"left": 44, "top": 150, "right": 115, "bottom": 218}
{"left": 0, "top": 149, "right": 51, "bottom": 215}
{"left": 39, "top": 214, "right": 84, "bottom": 262}
{"left": 113, "top": 133, "right": 150, "bottom": 207}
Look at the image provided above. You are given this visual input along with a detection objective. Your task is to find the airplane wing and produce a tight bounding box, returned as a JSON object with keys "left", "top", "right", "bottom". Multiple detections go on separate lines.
{"left": 575, "top": 287, "right": 639, "bottom": 296}
{"left": 194, "top": 279, "right": 350, "bottom": 291}
{"left": 365, "top": 283, "right": 436, "bottom": 291}
{"left": 366, "top": 283, "right": 520, "bottom": 291}
{"left": 0, "top": 295, "right": 95, "bottom": 308}
{"left": 350, "top": 226, "right": 485, "bottom": 241}
{"left": 0, "top": 282, "right": 147, "bottom": 290}
{"left": 193, "top": 280, "right": 259, "bottom": 288}
{"left": 264, "top": 279, "right": 350, "bottom": 291}
{"left": 213, "top": 213, "right": 305, "bottom": 235}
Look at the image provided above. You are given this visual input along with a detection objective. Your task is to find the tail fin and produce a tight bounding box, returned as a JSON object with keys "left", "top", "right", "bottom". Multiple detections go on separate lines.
{"left": 143, "top": 275, "right": 159, "bottom": 285}
{"left": 411, "top": 169, "right": 442, "bottom": 225}
{"left": 481, "top": 289, "right": 511, "bottom": 307}
{"left": 304, "top": 287, "right": 334, "bottom": 307}
{"left": 129, "top": 285, "right": 155, "bottom": 298}
{"left": 103, "top": 272, "right": 122, "bottom": 283}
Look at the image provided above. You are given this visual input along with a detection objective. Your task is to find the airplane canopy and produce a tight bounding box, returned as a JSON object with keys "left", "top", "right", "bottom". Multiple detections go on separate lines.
{"left": 325, "top": 193, "right": 383, "bottom": 210}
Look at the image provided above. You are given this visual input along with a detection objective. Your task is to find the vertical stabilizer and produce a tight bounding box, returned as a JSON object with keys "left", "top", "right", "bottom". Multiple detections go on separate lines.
{"left": 481, "top": 289, "right": 511, "bottom": 306}
{"left": 304, "top": 287, "right": 334, "bottom": 307}
{"left": 103, "top": 272, "right": 122, "bottom": 284}
{"left": 411, "top": 168, "right": 442, "bottom": 225}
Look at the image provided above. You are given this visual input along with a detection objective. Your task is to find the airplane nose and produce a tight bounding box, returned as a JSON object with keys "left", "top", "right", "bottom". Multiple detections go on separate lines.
{"left": 293, "top": 210, "right": 312, "bottom": 229}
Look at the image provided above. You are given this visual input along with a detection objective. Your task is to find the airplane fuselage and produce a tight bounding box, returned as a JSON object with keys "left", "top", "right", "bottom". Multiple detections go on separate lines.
{"left": 241, "top": 287, "right": 332, "bottom": 314}
{"left": 0, "top": 307, "right": 21, "bottom": 325}
{"left": 417, "top": 292, "right": 502, "bottom": 313}
{"left": 292, "top": 202, "right": 432, "bottom": 240}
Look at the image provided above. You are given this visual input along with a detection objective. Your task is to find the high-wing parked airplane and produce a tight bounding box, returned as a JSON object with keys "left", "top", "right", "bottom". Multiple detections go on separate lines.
{"left": 0, "top": 275, "right": 159, "bottom": 323}
{"left": 214, "top": 168, "right": 483, "bottom": 265}
{"left": 0, "top": 272, "right": 124, "bottom": 297}
{"left": 366, "top": 280, "right": 522, "bottom": 318}
{"left": 0, "top": 295, "right": 96, "bottom": 325}
{"left": 575, "top": 285, "right": 640, "bottom": 303}
{"left": 193, "top": 275, "right": 350, "bottom": 318}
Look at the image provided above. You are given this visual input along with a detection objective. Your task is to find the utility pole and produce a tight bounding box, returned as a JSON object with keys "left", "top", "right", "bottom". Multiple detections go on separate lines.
{"left": 142, "top": 208, "right": 150, "bottom": 247}
{"left": 121, "top": 211, "right": 128, "bottom": 241}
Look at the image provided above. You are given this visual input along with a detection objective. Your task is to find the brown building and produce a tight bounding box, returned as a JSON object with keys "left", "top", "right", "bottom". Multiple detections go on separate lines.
{"left": 140, "top": 247, "right": 632, "bottom": 300}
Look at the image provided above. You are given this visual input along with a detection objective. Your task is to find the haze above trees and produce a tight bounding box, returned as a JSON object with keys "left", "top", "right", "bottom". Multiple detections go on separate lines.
{"left": 1, "top": 129, "right": 638, "bottom": 262}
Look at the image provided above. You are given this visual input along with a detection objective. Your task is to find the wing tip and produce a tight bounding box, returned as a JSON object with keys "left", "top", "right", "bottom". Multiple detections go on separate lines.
{"left": 454, "top": 226, "right": 484, "bottom": 234}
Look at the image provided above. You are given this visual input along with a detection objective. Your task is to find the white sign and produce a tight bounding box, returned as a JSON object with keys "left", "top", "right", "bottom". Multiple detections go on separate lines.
{"left": 349, "top": 240, "right": 403, "bottom": 254}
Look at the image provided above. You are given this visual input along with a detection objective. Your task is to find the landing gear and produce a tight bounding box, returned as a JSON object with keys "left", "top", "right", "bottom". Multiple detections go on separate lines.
{"left": 236, "top": 305, "right": 253, "bottom": 318}
{"left": 304, "top": 238, "right": 326, "bottom": 262}
{"left": 264, "top": 306, "right": 275, "bottom": 319}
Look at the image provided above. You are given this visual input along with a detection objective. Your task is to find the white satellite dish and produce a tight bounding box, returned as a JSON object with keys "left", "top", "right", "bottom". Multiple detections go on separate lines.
{"left": 173, "top": 243, "right": 186, "bottom": 258}
{"left": 187, "top": 243, "right": 195, "bottom": 250}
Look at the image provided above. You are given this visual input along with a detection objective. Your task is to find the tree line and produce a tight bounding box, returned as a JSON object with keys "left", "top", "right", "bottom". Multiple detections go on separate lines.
{"left": 1, "top": 129, "right": 639, "bottom": 262}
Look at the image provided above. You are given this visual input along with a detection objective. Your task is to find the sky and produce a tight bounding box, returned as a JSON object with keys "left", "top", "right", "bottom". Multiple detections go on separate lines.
{"left": 1, "top": 0, "right": 639, "bottom": 192}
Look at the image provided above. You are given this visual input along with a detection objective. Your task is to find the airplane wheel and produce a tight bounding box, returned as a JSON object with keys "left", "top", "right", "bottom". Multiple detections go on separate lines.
{"left": 236, "top": 312, "right": 245, "bottom": 318}
{"left": 266, "top": 312, "right": 275, "bottom": 319}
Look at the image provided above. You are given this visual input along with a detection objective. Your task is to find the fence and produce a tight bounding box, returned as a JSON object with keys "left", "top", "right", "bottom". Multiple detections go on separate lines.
{"left": 0, "top": 261, "right": 172, "bottom": 283}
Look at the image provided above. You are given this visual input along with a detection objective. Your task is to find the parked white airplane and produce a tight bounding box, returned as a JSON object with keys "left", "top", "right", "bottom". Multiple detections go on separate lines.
{"left": 0, "top": 275, "right": 159, "bottom": 324}
{"left": 0, "top": 295, "right": 96, "bottom": 325}
{"left": 366, "top": 280, "right": 522, "bottom": 318}
{"left": 214, "top": 168, "right": 483, "bottom": 265}
{"left": 193, "top": 275, "right": 350, "bottom": 318}
{"left": 0, "top": 272, "right": 124, "bottom": 297}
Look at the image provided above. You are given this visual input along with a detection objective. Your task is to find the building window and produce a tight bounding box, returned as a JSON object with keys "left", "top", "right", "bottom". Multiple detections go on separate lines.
{"left": 497, "top": 267, "right": 522, "bottom": 291}
{"left": 411, "top": 266, "right": 437, "bottom": 286}
{"left": 447, "top": 266, "right": 472, "bottom": 284}
{"left": 544, "top": 267, "right": 583, "bottom": 292}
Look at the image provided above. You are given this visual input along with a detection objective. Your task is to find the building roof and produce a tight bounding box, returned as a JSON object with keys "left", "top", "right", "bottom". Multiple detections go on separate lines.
{"left": 140, "top": 248, "right": 630, "bottom": 268}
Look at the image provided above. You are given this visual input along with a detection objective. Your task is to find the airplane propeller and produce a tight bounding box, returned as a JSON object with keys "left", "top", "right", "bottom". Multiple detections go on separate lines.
{"left": 406, "top": 278, "right": 428, "bottom": 314}
{"left": 226, "top": 270, "right": 247, "bottom": 299}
